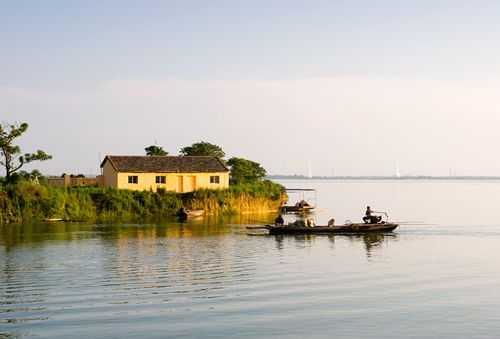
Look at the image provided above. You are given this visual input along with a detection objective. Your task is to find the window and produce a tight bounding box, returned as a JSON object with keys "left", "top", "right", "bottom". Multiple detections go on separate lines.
{"left": 210, "top": 176, "right": 220, "bottom": 184}
{"left": 128, "top": 175, "right": 138, "bottom": 184}
{"left": 156, "top": 176, "right": 166, "bottom": 184}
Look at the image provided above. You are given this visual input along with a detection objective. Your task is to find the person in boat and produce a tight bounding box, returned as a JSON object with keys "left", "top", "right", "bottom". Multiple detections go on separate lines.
{"left": 327, "top": 218, "right": 335, "bottom": 227}
{"left": 290, "top": 219, "right": 305, "bottom": 227}
{"left": 275, "top": 214, "right": 284, "bottom": 226}
{"left": 363, "top": 206, "right": 382, "bottom": 224}
{"left": 296, "top": 200, "right": 310, "bottom": 208}
{"left": 177, "top": 207, "right": 188, "bottom": 221}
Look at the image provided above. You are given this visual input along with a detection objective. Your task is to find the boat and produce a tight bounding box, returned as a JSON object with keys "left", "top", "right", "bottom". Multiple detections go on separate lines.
{"left": 248, "top": 223, "right": 398, "bottom": 235}
{"left": 281, "top": 188, "right": 317, "bottom": 214}
{"left": 177, "top": 208, "right": 204, "bottom": 220}
{"left": 186, "top": 209, "right": 204, "bottom": 218}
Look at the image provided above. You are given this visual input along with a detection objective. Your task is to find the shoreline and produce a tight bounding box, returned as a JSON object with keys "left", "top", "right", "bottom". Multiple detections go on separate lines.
{"left": 269, "top": 176, "right": 500, "bottom": 181}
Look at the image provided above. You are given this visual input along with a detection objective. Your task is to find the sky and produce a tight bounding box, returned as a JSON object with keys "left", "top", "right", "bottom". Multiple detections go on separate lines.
{"left": 3, "top": 0, "right": 500, "bottom": 176}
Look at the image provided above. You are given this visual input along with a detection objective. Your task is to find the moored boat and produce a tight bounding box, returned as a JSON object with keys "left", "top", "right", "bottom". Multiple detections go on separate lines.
{"left": 177, "top": 208, "right": 205, "bottom": 221}
{"left": 248, "top": 223, "right": 398, "bottom": 235}
{"left": 186, "top": 209, "right": 204, "bottom": 218}
{"left": 281, "top": 188, "right": 316, "bottom": 214}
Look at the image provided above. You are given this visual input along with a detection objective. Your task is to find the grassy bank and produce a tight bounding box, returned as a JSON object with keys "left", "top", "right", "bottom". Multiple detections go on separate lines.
{"left": 0, "top": 180, "right": 285, "bottom": 225}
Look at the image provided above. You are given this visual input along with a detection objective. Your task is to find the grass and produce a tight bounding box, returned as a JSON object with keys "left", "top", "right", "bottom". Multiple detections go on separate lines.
{"left": 0, "top": 179, "right": 285, "bottom": 225}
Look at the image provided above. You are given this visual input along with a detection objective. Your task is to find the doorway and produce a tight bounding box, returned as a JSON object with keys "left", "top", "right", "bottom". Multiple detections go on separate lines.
{"left": 176, "top": 176, "right": 183, "bottom": 193}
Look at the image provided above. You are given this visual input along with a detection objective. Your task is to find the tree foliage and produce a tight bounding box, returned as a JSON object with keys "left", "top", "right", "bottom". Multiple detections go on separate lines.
{"left": 180, "top": 141, "right": 225, "bottom": 158}
{"left": 145, "top": 145, "right": 168, "bottom": 156}
{"left": 0, "top": 122, "right": 52, "bottom": 181}
{"left": 227, "top": 157, "right": 267, "bottom": 184}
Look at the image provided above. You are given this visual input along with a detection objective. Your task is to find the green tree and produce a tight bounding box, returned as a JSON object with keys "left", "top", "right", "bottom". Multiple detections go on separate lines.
{"left": 180, "top": 141, "right": 225, "bottom": 158}
{"left": 227, "top": 157, "right": 267, "bottom": 184}
{"left": 0, "top": 122, "right": 52, "bottom": 182}
{"left": 145, "top": 145, "right": 168, "bottom": 156}
{"left": 16, "top": 169, "right": 44, "bottom": 180}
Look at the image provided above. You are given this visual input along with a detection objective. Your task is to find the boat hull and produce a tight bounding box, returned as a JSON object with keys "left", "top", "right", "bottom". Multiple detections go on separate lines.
{"left": 281, "top": 206, "right": 315, "bottom": 213}
{"left": 265, "top": 223, "right": 398, "bottom": 235}
{"left": 177, "top": 209, "right": 204, "bottom": 221}
{"left": 187, "top": 210, "right": 204, "bottom": 218}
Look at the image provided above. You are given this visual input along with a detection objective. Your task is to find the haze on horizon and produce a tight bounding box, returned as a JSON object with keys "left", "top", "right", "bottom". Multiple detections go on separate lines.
{"left": 2, "top": 1, "right": 500, "bottom": 177}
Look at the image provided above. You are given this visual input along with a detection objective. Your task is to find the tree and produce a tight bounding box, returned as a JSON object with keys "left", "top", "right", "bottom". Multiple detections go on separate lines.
{"left": 14, "top": 169, "right": 44, "bottom": 183}
{"left": 180, "top": 141, "right": 225, "bottom": 158}
{"left": 227, "top": 157, "right": 267, "bottom": 184}
{"left": 145, "top": 145, "right": 168, "bottom": 156}
{"left": 0, "top": 122, "right": 52, "bottom": 182}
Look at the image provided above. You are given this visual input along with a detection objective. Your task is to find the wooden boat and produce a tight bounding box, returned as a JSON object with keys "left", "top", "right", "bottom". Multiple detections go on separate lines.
{"left": 186, "top": 209, "right": 204, "bottom": 218}
{"left": 248, "top": 223, "right": 398, "bottom": 235}
{"left": 177, "top": 208, "right": 204, "bottom": 220}
{"left": 282, "top": 188, "right": 317, "bottom": 214}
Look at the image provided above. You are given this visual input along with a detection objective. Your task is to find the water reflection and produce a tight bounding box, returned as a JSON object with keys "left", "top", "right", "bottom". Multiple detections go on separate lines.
{"left": 0, "top": 213, "right": 276, "bottom": 248}
{"left": 1, "top": 214, "right": 400, "bottom": 337}
{"left": 272, "top": 232, "right": 398, "bottom": 258}
{"left": 5, "top": 181, "right": 500, "bottom": 338}
{"left": 356, "top": 233, "right": 398, "bottom": 258}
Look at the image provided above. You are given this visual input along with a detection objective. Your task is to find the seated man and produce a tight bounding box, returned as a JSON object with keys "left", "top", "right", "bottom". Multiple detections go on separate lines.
{"left": 363, "top": 206, "right": 382, "bottom": 224}
{"left": 293, "top": 219, "right": 306, "bottom": 227}
{"left": 274, "top": 214, "right": 285, "bottom": 226}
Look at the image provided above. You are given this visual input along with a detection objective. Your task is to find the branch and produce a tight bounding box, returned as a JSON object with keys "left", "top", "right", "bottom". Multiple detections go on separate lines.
{"left": 11, "top": 161, "right": 24, "bottom": 173}
{"left": 24, "top": 150, "right": 52, "bottom": 163}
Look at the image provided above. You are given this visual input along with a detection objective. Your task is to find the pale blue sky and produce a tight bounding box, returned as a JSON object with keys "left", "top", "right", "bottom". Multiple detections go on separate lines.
{"left": 3, "top": 1, "right": 500, "bottom": 176}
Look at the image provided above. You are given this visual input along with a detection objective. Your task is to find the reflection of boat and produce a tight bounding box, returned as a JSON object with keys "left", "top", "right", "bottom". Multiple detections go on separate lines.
{"left": 248, "top": 223, "right": 398, "bottom": 235}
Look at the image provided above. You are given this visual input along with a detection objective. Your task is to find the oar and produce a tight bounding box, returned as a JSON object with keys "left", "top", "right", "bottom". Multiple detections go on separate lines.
{"left": 392, "top": 221, "right": 435, "bottom": 226}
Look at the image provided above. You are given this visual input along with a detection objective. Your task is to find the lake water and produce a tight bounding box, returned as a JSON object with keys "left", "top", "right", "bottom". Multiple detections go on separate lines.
{"left": 2, "top": 180, "right": 500, "bottom": 338}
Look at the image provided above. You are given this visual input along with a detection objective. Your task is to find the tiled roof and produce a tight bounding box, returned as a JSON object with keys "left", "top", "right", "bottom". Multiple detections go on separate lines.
{"left": 101, "top": 156, "right": 229, "bottom": 173}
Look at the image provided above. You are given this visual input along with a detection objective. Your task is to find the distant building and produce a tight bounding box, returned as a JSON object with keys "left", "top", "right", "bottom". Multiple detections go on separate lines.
{"left": 100, "top": 155, "right": 229, "bottom": 192}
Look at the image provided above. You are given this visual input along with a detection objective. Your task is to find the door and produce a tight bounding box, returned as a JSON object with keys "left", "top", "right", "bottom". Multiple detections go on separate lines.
{"left": 184, "top": 176, "right": 196, "bottom": 192}
{"left": 176, "top": 176, "right": 183, "bottom": 193}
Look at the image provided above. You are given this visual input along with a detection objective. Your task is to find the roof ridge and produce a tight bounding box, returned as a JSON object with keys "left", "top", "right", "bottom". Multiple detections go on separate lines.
{"left": 107, "top": 155, "right": 217, "bottom": 158}
{"left": 101, "top": 155, "right": 229, "bottom": 172}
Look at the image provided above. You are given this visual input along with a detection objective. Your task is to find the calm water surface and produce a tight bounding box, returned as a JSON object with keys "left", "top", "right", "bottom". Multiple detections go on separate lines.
{"left": 2, "top": 180, "right": 500, "bottom": 338}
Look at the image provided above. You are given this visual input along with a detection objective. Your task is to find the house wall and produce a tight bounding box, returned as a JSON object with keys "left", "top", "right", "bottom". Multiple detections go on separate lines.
{"left": 47, "top": 177, "right": 66, "bottom": 187}
{"left": 102, "top": 161, "right": 118, "bottom": 188}
{"left": 102, "top": 167, "right": 229, "bottom": 192}
{"left": 69, "top": 177, "right": 98, "bottom": 187}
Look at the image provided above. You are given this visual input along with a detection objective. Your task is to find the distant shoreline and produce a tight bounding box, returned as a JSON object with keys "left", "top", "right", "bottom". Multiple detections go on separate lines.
{"left": 268, "top": 175, "right": 500, "bottom": 181}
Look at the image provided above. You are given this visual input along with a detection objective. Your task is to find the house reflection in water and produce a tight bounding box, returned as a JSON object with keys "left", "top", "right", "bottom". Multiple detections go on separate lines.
{"left": 101, "top": 222, "right": 258, "bottom": 295}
